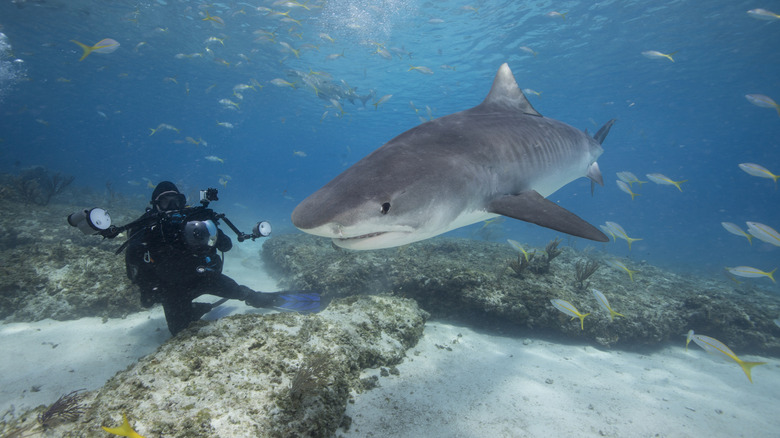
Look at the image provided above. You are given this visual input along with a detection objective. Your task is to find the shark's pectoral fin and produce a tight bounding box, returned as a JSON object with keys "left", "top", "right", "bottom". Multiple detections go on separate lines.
{"left": 488, "top": 191, "right": 609, "bottom": 242}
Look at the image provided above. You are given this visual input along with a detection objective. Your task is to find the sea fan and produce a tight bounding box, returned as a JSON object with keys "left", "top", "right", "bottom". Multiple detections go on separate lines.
{"left": 38, "top": 389, "right": 86, "bottom": 429}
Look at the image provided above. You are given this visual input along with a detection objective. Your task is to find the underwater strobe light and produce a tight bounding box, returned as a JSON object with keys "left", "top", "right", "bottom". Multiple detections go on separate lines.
{"left": 253, "top": 221, "right": 271, "bottom": 238}
{"left": 67, "top": 208, "right": 111, "bottom": 235}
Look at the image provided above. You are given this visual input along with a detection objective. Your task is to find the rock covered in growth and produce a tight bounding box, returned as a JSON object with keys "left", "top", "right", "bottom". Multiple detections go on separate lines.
{"left": 39, "top": 295, "right": 427, "bottom": 438}
{"left": 0, "top": 200, "right": 143, "bottom": 322}
{"left": 262, "top": 234, "right": 780, "bottom": 356}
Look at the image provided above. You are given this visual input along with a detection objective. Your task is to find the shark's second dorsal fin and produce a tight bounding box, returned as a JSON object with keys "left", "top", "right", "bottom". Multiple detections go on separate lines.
{"left": 479, "top": 63, "right": 541, "bottom": 117}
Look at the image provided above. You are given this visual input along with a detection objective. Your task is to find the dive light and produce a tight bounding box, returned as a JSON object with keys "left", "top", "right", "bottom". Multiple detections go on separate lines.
{"left": 67, "top": 208, "right": 112, "bottom": 235}
{"left": 253, "top": 221, "right": 272, "bottom": 238}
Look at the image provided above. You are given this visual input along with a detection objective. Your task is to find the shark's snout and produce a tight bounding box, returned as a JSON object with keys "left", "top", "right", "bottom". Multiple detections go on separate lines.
{"left": 290, "top": 196, "right": 319, "bottom": 231}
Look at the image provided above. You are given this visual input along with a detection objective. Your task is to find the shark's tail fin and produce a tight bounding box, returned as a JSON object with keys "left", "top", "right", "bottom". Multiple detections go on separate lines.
{"left": 593, "top": 119, "right": 616, "bottom": 145}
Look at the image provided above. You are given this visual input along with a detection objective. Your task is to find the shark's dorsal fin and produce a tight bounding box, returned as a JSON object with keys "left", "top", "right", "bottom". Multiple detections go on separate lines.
{"left": 479, "top": 63, "right": 541, "bottom": 117}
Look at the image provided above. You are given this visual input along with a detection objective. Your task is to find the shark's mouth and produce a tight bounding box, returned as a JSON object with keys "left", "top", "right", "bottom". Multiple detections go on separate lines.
{"left": 331, "top": 228, "right": 417, "bottom": 249}
{"left": 337, "top": 231, "right": 387, "bottom": 241}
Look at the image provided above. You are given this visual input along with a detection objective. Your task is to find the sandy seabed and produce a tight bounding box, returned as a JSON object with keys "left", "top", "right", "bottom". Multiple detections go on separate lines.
{"left": 1, "top": 241, "right": 778, "bottom": 437}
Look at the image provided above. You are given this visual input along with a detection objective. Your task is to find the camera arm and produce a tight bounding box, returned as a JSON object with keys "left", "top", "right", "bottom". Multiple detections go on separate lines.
{"left": 214, "top": 213, "right": 270, "bottom": 242}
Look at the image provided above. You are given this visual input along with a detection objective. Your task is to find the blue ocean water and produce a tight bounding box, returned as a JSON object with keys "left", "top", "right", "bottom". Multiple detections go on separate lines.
{"left": 0, "top": 0, "right": 778, "bottom": 279}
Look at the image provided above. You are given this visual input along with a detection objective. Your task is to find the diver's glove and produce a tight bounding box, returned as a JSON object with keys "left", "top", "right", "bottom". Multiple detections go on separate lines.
{"left": 244, "top": 291, "right": 323, "bottom": 313}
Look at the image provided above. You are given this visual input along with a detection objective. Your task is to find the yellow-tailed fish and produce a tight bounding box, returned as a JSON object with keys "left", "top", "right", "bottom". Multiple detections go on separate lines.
{"left": 604, "top": 221, "right": 642, "bottom": 250}
{"left": 270, "top": 78, "right": 296, "bottom": 88}
{"left": 373, "top": 94, "right": 392, "bottom": 110}
{"left": 745, "top": 94, "right": 780, "bottom": 117}
{"left": 747, "top": 8, "right": 780, "bottom": 21}
{"left": 375, "top": 46, "right": 392, "bottom": 60}
{"left": 102, "top": 413, "right": 145, "bottom": 438}
{"left": 599, "top": 224, "right": 616, "bottom": 242}
{"left": 746, "top": 222, "right": 780, "bottom": 247}
{"left": 616, "top": 171, "right": 647, "bottom": 187}
{"left": 616, "top": 180, "right": 640, "bottom": 200}
{"left": 546, "top": 11, "right": 566, "bottom": 20}
{"left": 738, "top": 163, "right": 779, "bottom": 186}
{"left": 607, "top": 259, "right": 638, "bottom": 281}
{"left": 641, "top": 50, "right": 676, "bottom": 62}
{"left": 205, "top": 36, "right": 225, "bottom": 46}
{"left": 329, "top": 99, "right": 345, "bottom": 117}
{"left": 218, "top": 98, "right": 240, "bottom": 109}
{"left": 150, "top": 123, "right": 178, "bottom": 135}
{"left": 519, "top": 46, "right": 537, "bottom": 57}
{"left": 646, "top": 173, "right": 686, "bottom": 191}
{"left": 408, "top": 65, "right": 434, "bottom": 75}
{"left": 233, "top": 83, "right": 255, "bottom": 93}
{"left": 720, "top": 222, "right": 752, "bottom": 245}
{"left": 550, "top": 299, "right": 589, "bottom": 330}
{"left": 202, "top": 10, "right": 225, "bottom": 26}
{"left": 279, "top": 41, "right": 300, "bottom": 58}
{"left": 725, "top": 266, "right": 776, "bottom": 283}
{"left": 685, "top": 329, "right": 694, "bottom": 351}
{"left": 507, "top": 239, "right": 532, "bottom": 262}
{"left": 70, "top": 38, "right": 120, "bottom": 61}
{"left": 591, "top": 289, "right": 624, "bottom": 322}
{"left": 690, "top": 334, "right": 766, "bottom": 383}
{"left": 205, "top": 155, "right": 224, "bottom": 164}
{"left": 478, "top": 217, "right": 504, "bottom": 231}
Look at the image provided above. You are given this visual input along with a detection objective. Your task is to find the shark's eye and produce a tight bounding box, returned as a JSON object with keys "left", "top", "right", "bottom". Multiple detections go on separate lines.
{"left": 380, "top": 202, "right": 391, "bottom": 214}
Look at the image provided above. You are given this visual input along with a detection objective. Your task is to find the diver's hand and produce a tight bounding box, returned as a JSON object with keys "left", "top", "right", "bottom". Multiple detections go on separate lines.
{"left": 100, "top": 225, "right": 121, "bottom": 239}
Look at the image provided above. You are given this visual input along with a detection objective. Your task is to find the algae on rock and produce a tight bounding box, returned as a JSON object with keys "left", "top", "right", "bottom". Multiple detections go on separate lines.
{"left": 22, "top": 295, "right": 428, "bottom": 438}
{"left": 262, "top": 234, "right": 780, "bottom": 356}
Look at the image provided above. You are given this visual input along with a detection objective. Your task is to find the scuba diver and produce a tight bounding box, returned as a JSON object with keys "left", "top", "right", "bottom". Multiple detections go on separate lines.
{"left": 71, "top": 181, "right": 320, "bottom": 335}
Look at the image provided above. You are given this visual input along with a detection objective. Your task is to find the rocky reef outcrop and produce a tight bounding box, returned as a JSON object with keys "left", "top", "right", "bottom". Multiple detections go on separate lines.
{"left": 262, "top": 234, "right": 780, "bottom": 356}
{"left": 0, "top": 198, "right": 143, "bottom": 322}
{"left": 1, "top": 295, "right": 428, "bottom": 437}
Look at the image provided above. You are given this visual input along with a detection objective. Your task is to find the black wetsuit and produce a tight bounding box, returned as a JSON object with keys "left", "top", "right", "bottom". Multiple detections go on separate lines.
{"left": 124, "top": 208, "right": 274, "bottom": 335}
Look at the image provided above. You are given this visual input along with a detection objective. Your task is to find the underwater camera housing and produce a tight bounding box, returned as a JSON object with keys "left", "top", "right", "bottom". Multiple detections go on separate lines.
{"left": 67, "top": 208, "right": 112, "bottom": 235}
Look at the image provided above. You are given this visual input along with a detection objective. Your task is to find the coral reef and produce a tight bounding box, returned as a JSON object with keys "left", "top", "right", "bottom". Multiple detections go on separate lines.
{"left": 574, "top": 259, "right": 600, "bottom": 291}
{"left": 0, "top": 295, "right": 428, "bottom": 437}
{"left": 0, "top": 389, "right": 86, "bottom": 437}
{"left": 262, "top": 234, "right": 780, "bottom": 356}
{"left": 7, "top": 167, "right": 74, "bottom": 206}
{"left": 38, "top": 389, "right": 86, "bottom": 429}
{"left": 0, "top": 198, "right": 144, "bottom": 322}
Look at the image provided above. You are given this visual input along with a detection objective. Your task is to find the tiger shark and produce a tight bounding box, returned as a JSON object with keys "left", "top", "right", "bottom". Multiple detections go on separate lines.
{"left": 292, "top": 63, "right": 614, "bottom": 250}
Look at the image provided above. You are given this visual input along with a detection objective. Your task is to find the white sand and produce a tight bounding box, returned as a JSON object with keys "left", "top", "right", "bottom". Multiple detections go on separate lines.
{"left": 343, "top": 323, "right": 780, "bottom": 437}
{"left": 2, "top": 244, "right": 778, "bottom": 436}
{"left": 0, "top": 240, "right": 276, "bottom": 418}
